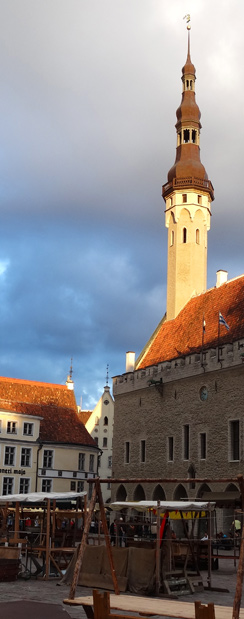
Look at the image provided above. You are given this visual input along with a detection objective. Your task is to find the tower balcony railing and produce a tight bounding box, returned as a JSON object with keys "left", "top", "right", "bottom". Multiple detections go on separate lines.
{"left": 162, "top": 176, "right": 214, "bottom": 201}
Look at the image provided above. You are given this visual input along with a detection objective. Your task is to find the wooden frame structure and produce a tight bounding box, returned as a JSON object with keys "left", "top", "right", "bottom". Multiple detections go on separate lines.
{"left": 68, "top": 475, "right": 244, "bottom": 619}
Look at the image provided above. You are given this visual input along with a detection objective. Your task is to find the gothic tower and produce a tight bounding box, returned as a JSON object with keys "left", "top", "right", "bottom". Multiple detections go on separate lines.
{"left": 162, "top": 24, "right": 214, "bottom": 321}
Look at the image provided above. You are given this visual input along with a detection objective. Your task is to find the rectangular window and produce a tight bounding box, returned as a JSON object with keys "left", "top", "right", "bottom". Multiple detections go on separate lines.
{"left": 3, "top": 477, "right": 14, "bottom": 495}
{"left": 125, "top": 441, "right": 130, "bottom": 464}
{"left": 70, "top": 481, "right": 76, "bottom": 491}
{"left": 182, "top": 193, "right": 187, "bottom": 203}
{"left": 23, "top": 422, "right": 33, "bottom": 436}
{"left": 230, "top": 420, "right": 240, "bottom": 461}
{"left": 21, "top": 448, "right": 31, "bottom": 467}
{"left": 77, "top": 481, "right": 84, "bottom": 492}
{"left": 42, "top": 479, "right": 52, "bottom": 492}
{"left": 200, "top": 433, "right": 207, "bottom": 460}
{"left": 78, "top": 452, "right": 85, "bottom": 471}
{"left": 89, "top": 454, "right": 94, "bottom": 472}
{"left": 103, "top": 437, "right": 107, "bottom": 448}
{"left": 4, "top": 446, "right": 15, "bottom": 466}
{"left": 141, "top": 440, "right": 146, "bottom": 463}
{"left": 7, "top": 421, "right": 17, "bottom": 434}
{"left": 108, "top": 455, "right": 112, "bottom": 468}
{"left": 183, "top": 425, "right": 190, "bottom": 460}
{"left": 43, "top": 450, "right": 53, "bottom": 469}
{"left": 19, "top": 478, "right": 30, "bottom": 494}
{"left": 198, "top": 195, "right": 202, "bottom": 205}
{"left": 168, "top": 436, "right": 174, "bottom": 462}
{"left": 97, "top": 455, "right": 101, "bottom": 468}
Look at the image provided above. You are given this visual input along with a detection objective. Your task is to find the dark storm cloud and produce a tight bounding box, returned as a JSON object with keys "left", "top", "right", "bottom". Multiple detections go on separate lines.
{"left": 0, "top": 1, "right": 243, "bottom": 407}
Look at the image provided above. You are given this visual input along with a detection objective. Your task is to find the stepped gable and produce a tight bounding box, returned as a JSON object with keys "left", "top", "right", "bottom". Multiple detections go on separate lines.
{"left": 136, "top": 275, "right": 244, "bottom": 369}
{"left": 0, "top": 377, "right": 96, "bottom": 447}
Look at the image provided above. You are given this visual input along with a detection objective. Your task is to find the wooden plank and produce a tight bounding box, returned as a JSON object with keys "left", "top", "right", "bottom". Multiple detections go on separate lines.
{"left": 69, "top": 484, "right": 97, "bottom": 600}
{"left": 63, "top": 595, "right": 244, "bottom": 619}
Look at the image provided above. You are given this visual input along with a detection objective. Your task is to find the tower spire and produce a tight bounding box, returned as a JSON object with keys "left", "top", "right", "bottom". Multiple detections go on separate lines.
{"left": 162, "top": 24, "right": 214, "bottom": 321}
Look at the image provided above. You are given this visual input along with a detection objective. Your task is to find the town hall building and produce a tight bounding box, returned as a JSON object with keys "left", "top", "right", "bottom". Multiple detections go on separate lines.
{"left": 112, "top": 25, "right": 244, "bottom": 528}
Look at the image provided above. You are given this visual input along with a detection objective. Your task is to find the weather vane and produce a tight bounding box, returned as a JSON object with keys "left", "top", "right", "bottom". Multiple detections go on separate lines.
{"left": 183, "top": 14, "right": 191, "bottom": 30}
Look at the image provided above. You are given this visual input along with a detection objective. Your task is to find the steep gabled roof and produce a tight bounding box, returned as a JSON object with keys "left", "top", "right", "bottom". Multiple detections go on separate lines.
{"left": 0, "top": 377, "right": 97, "bottom": 447}
{"left": 79, "top": 410, "right": 93, "bottom": 425}
{"left": 136, "top": 275, "right": 244, "bottom": 369}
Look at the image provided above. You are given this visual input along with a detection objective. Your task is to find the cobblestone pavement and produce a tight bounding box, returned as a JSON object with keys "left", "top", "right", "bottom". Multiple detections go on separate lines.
{"left": 0, "top": 556, "right": 242, "bottom": 619}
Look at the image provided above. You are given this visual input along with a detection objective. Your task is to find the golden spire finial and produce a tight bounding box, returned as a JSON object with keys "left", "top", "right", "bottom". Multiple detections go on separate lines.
{"left": 183, "top": 14, "right": 191, "bottom": 58}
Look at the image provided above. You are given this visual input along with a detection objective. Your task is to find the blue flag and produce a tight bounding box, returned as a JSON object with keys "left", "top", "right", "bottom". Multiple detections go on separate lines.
{"left": 219, "top": 312, "right": 229, "bottom": 330}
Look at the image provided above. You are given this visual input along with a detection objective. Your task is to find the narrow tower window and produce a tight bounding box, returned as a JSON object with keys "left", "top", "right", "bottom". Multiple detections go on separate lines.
{"left": 183, "top": 129, "right": 190, "bottom": 143}
{"left": 196, "top": 229, "right": 200, "bottom": 244}
{"left": 197, "top": 195, "right": 202, "bottom": 205}
{"left": 192, "top": 130, "right": 196, "bottom": 143}
{"left": 183, "top": 228, "right": 187, "bottom": 243}
{"left": 171, "top": 230, "right": 174, "bottom": 246}
{"left": 182, "top": 193, "right": 187, "bottom": 203}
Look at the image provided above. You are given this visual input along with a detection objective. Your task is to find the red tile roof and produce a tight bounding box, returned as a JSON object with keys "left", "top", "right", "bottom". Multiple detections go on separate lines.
{"left": 137, "top": 275, "right": 244, "bottom": 369}
{"left": 0, "top": 377, "right": 97, "bottom": 447}
{"left": 79, "top": 410, "right": 93, "bottom": 425}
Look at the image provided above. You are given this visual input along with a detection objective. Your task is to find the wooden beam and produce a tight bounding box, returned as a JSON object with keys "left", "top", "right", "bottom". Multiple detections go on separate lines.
{"left": 69, "top": 484, "right": 97, "bottom": 600}
{"left": 95, "top": 478, "right": 119, "bottom": 595}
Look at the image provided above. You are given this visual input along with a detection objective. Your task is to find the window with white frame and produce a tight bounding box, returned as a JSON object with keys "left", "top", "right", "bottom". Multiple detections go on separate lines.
{"left": 19, "top": 478, "right": 30, "bottom": 494}
{"left": 23, "top": 422, "right": 34, "bottom": 436}
{"left": 78, "top": 452, "right": 85, "bottom": 471}
{"left": 43, "top": 450, "right": 53, "bottom": 469}
{"left": 7, "top": 421, "right": 17, "bottom": 434}
{"left": 4, "top": 446, "right": 15, "bottom": 466}
{"left": 89, "top": 454, "right": 94, "bottom": 472}
{"left": 21, "top": 447, "right": 31, "bottom": 467}
{"left": 3, "top": 477, "right": 14, "bottom": 495}
{"left": 42, "top": 479, "right": 52, "bottom": 492}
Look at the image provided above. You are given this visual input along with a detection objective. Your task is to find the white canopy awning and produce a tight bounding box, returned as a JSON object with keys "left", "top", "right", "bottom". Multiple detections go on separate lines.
{"left": 0, "top": 491, "right": 87, "bottom": 504}
{"left": 110, "top": 500, "right": 215, "bottom": 512}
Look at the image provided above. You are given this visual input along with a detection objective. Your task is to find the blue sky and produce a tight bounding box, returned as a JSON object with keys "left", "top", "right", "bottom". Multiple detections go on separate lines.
{"left": 0, "top": 1, "right": 243, "bottom": 408}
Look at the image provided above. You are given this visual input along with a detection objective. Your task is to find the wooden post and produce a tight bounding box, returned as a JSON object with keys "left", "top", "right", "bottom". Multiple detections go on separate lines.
{"left": 14, "top": 502, "right": 20, "bottom": 542}
{"left": 95, "top": 478, "right": 120, "bottom": 595}
{"left": 44, "top": 498, "right": 51, "bottom": 580}
{"left": 233, "top": 475, "right": 244, "bottom": 619}
{"left": 69, "top": 484, "right": 97, "bottom": 600}
{"left": 84, "top": 493, "right": 87, "bottom": 530}
{"left": 52, "top": 500, "right": 56, "bottom": 547}
{"left": 155, "top": 500, "right": 161, "bottom": 596}
{"left": 207, "top": 509, "right": 212, "bottom": 589}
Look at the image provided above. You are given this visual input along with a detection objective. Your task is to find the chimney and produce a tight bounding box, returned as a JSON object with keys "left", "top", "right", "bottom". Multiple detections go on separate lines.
{"left": 126, "top": 351, "right": 135, "bottom": 373}
{"left": 216, "top": 270, "right": 228, "bottom": 288}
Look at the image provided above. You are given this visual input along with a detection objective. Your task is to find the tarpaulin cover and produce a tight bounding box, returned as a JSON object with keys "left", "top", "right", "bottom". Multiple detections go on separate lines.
{"left": 0, "top": 491, "right": 87, "bottom": 503}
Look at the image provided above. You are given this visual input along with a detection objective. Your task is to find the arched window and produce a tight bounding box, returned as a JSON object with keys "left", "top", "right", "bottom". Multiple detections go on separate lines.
{"left": 183, "top": 227, "right": 187, "bottom": 243}
{"left": 104, "top": 416, "right": 108, "bottom": 426}
{"left": 196, "top": 229, "right": 200, "bottom": 244}
{"left": 171, "top": 230, "right": 174, "bottom": 246}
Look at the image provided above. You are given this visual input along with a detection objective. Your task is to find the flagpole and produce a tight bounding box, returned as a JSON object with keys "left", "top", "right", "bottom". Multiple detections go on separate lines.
{"left": 201, "top": 314, "right": 205, "bottom": 367}
{"left": 217, "top": 311, "right": 220, "bottom": 363}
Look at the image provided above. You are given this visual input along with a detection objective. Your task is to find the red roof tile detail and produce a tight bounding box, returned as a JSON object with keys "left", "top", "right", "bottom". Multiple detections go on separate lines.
{"left": 0, "top": 378, "right": 96, "bottom": 447}
{"left": 137, "top": 276, "right": 244, "bottom": 369}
